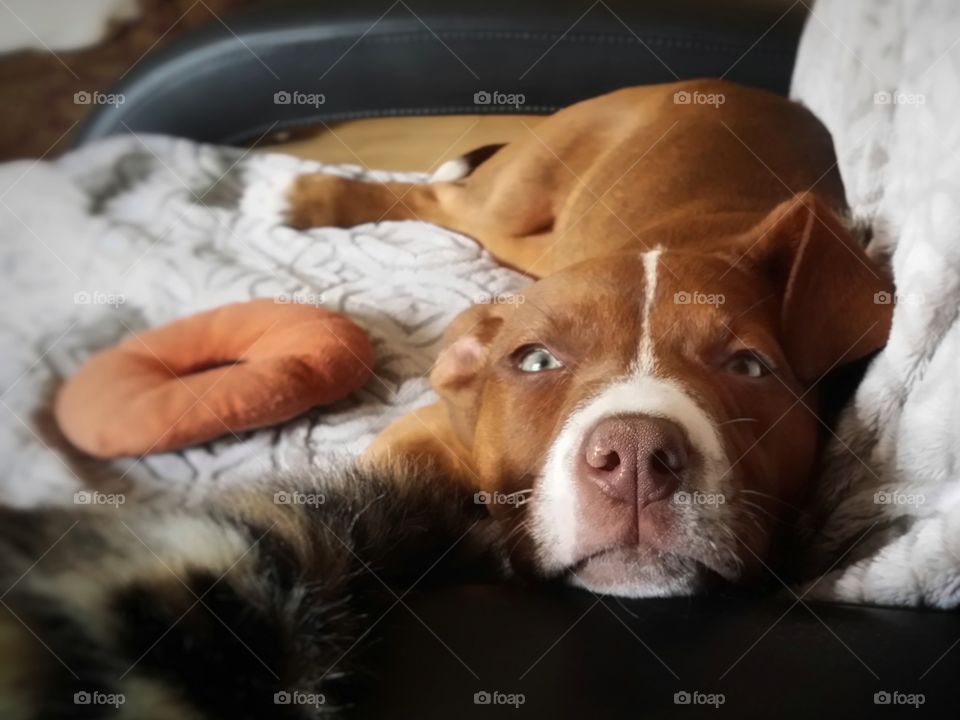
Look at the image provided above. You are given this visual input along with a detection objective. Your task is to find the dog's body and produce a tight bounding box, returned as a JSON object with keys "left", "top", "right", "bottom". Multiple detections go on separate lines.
{"left": 289, "top": 80, "right": 848, "bottom": 276}
{"left": 288, "top": 80, "right": 894, "bottom": 597}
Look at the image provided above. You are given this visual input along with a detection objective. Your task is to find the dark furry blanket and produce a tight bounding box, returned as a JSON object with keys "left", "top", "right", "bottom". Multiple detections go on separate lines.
{"left": 0, "top": 464, "right": 505, "bottom": 718}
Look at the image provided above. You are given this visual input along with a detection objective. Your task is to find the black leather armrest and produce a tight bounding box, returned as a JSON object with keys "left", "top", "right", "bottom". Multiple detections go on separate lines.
{"left": 73, "top": 0, "right": 806, "bottom": 147}
{"left": 354, "top": 586, "right": 959, "bottom": 719}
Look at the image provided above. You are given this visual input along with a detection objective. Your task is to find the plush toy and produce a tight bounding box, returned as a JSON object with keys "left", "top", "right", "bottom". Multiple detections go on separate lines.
{"left": 55, "top": 299, "right": 374, "bottom": 458}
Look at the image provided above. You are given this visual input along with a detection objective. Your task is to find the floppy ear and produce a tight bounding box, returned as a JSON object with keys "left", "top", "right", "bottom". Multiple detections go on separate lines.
{"left": 747, "top": 192, "right": 894, "bottom": 384}
{"left": 430, "top": 302, "right": 510, "bottom": 447}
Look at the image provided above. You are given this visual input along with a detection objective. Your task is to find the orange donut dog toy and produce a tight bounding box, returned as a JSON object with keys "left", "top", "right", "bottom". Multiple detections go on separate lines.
{"left": 55, "top": 299, "right": 374, "bottom": 458}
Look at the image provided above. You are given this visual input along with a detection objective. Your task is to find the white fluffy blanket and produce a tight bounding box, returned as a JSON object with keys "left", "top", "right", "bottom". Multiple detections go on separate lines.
{"left": 790, "top": 0, "right": 960, "bottom": 607}
{"left": 0, "top": 136, "right": 527, "bottom": 507}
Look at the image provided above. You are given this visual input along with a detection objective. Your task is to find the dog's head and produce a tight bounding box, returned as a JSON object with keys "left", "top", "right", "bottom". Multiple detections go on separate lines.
{"left": 432, "top": 194, "right": 893, "bottom": 596}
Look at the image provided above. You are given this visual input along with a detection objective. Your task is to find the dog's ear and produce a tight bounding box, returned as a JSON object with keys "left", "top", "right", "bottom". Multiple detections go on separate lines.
{"left": 430, "top": 302, "right": 510, "bottom": 446}
{"left": 747, "top": 192, "right": 894, "bottom": 384}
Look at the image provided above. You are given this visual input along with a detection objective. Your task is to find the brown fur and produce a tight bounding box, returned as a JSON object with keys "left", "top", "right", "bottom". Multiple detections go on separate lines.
{"left": 287, "top": 80, "right": 894, "bottom": 582}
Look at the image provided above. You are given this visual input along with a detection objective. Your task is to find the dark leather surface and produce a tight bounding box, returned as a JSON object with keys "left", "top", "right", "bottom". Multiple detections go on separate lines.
{"left": 73, "top": 0, "right": 806, "bottom": 146}
{"left": 355, "top": 585, "right": 960, "bottom": 719}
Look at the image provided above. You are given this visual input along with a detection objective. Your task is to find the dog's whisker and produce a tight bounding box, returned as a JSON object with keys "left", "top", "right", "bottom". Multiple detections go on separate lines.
{"left": 739, "top": 488, "right": 810, "bottom": 515}
{"left": 738, "top": 498, "right": 804, "bottom": 532}
{"left": 738, "top": 507, "right": 767, "bottom": 534}
{"left": 504, "top": 488, "right": 535, "bottom": 498}
{"left": 717, "top": 417, "right": 759, "bottom": 427}
{"left": 714, "top": 521, "right": 745, "bottom": 574}
{"left": 503, "top": 519, "right": 530, "bottom": 554}
{"left": 739, "top": 498, "right": 778, "bottom": 522}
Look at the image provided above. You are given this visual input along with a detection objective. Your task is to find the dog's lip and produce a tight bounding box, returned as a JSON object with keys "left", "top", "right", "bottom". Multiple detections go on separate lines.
{"left": 562, "top": 540, "right": 738, "bottom": 582}
{"left": 561, "top": 543, "right": 655, "bottom": 578}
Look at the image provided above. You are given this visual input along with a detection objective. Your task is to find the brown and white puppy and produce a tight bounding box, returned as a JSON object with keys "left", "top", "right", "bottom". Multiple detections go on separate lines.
{"left": 285, "top": 80, "right": 894, "bottom": 597}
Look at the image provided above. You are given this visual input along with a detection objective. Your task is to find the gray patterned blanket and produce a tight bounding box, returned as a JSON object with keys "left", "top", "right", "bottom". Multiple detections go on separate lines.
{"left": 0, "top": 135, "right": 526, "bottom": 507}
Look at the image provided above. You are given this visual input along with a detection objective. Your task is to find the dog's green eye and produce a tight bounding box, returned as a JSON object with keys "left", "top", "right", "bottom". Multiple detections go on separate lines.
{"left": 725, "top": 352, "right": 768, "bottom": 378}
{"left": 516, "top": 346, "right": 563, "bottom": 373}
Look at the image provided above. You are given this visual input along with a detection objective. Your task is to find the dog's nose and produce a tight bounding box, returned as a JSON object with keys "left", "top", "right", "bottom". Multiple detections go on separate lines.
{"left": 581, "top": 415, "right": 687, "bottom": 506}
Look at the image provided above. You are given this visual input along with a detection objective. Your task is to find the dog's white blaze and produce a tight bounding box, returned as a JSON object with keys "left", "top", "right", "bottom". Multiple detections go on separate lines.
{"left": 637, "top": 249, "right": 662, "bottom": 374}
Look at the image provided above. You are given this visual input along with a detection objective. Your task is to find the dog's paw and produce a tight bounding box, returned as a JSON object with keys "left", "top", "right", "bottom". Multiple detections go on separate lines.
{"left": 240, "top": 153, "right": 307, "bottom": 225}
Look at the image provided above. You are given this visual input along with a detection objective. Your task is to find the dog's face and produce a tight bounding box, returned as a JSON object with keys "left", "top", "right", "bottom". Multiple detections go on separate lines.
{"left": 432, "top": 196, "right": 893, "bottom": 596}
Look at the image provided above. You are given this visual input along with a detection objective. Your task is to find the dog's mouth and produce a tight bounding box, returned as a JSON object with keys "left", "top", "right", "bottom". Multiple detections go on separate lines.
{"left": 561, "top": 538, "right": 741, "bottom": 596}
{"left": 523, "top": 479, "right": 751, "bottom": 595}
